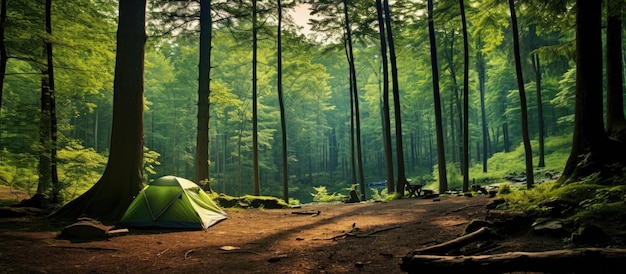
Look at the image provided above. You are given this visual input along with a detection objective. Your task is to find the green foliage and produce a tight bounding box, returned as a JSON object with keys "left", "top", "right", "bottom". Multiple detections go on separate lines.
{"left": 214, "top": 193, "right": 289, "bottom": 209}
{"left": 469, "top": 135, "right": 571, "bottom": 183}
{"left": 0, "top": 150, "right": 38, "bottom": 195}
{"left": 311, "top": 186, "right": 346, "bottom": 203}
{"left": 501, "top": 178, "right": 626, "bottom": 239}
{"left": 56, "top": 141, "right": 107, "bottom": 201}
{"left": 370, "top": 188, "right": 401, "bottom": 202}
{"left": 497, "top": 183, "right": 511, "bottom": 195}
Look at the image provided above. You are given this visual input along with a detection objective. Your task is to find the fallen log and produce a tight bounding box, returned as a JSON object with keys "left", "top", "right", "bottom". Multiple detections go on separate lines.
{"left": 400, "top": 248, "right": 626, "bottom": 274}
{"left": 411, "top": 227, "right": 492, "bottom": 255}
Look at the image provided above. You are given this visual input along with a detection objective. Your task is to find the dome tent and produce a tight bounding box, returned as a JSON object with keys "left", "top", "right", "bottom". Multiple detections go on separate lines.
{"left": 119, "top": 176, "right": 227, "bottom": 229}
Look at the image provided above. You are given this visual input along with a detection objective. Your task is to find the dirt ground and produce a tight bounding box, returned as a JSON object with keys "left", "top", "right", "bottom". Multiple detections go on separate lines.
{"left": 0, "top": 195, "right": 569, "bottom": 274}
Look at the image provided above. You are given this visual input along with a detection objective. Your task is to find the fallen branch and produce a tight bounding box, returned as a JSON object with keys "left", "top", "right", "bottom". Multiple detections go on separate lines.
{"left": 321, "top": 225, "right": 401, "bottom": 240}
{"left": 291, "top": 210, "right": 320, "bottom": 216}
{"left": 156, "top": 248, "right": 169, "bottom": 256}
{"left": 411, "top": 227, "right": 492, "bottom": 255}
{"left": 400, "top": 248, "right": 626, "bottom": 274}
{"left": 366, "top": 225, "right": 401, "bottom": 236}
{"left": 51, "top": 245, "right": 118, "bottom": 251}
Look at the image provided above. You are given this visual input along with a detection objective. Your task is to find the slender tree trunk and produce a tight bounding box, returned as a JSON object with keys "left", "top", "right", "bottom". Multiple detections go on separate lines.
{"left": 38, "top": 74, "right": 52, "bottom": 197}
{"left": 342, "top": 0, "right": 365, "bottom": 199}
{"left": 196, "top": 0, "right": 212, "bottom": 190}
{"left": 460, "top": 0, "right": 469, "bottom": 192}
{"left": 383, "top": 0, "right": 407, "bottom": 194}
{"left": 0, "top": 0, "right": 6, "bottom": 151}
{"left": 427, "top": 0, "right": 448, "bottom": 193}
{"left": 375, "top": 0, "right": 394, "bottom": 194}
{"left": 51, "top": 0, "right": 146, "bottom": 224}
{"left": 532, "top": 54, "right": 546, "bottom": 168}
{"left": 252, "top": 0, "right": 260, "bottom": 195}
{"left": 477, "top": 44, "right": 488, "bottom": 172}
{"left": 606, "top": 0, "right": 625, "bottom": 139}
{"left": 277, "top": 0, "right": 288, "bottom": 203}
{"left": 45, "top": 0, "right": 60, "bottom": 202}
{"left": 508, "top": 0, "right": 534, "bottom": 188}
{"left": 348, "top": 76, "right": 356, "bottom": 188}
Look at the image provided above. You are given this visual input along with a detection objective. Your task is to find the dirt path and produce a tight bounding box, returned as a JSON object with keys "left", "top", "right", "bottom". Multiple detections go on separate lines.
{"left": 0, "top": 196, "right": 564, "bottom": 273}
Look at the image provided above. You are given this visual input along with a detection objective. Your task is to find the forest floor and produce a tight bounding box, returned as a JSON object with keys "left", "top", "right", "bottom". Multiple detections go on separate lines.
{"left": 0, "top": 189, "right": 571, "bottom": 274}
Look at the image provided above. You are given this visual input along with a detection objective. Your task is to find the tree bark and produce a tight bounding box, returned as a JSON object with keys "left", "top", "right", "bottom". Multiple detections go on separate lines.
{"left": 0, "top": 0, "right": 6, "bottom": 147}
{"left": 477, "top": 43, "right": 488, "bottom": 172}
{"left": 508, "top": 0, "right": 534, "bottom": 188}
{"left": 560, "top": 0, "right": 609, "bottom": 182}
{"left": 532, "top": 53, "right": 546, "bottom": 168}
{"left": 46, "top": 0, "right": 60, "bottom": 202}
{"left": 252, "top": 0, "right": 260, "bottom": 196}
{"left": 343, "top": 0, "right": 365, "bottom": 200}
{"left": 410, "top": 227, "right": 491, "bottom": 256}
{"left": 427, "top": 0, "right": 448, "bottom": 193}
{"left": 606, "top": 0, "right": 625, "bottom": 139}
{"left": 277, "top": 0, "right": 288, "bottom": 203}
{"left": 460, "top": 0, "right": 469, "bottom": 192}
{"left": 375, "top": 0, "right": 394, "bottom": 194}
{"left": 383, "top": 0, "right": 407, "bottom": 195}
{"left": 195, "top": 0, "right": 212, "bottom": 190}
{"left": 401, "top": 248, "right": 626, "bottom": 274}
{"left": 51, "top": 0, "right": 146, "bottom": 224}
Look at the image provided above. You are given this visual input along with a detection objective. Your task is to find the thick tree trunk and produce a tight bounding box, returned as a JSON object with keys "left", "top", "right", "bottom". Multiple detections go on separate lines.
{"left": 51, "top": 0, "right": 146, "bottom": 224}
{"left": 401, "top": 248, "right": 626, "bottom": 274}
{"left": 560, "top": 0, "right": 610, "bottom": 182}
{"left": 427, "top": 0, "right": 448, "bottom": 193}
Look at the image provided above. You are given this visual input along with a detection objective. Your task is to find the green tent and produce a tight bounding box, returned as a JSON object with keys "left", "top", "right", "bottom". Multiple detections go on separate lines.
{"left": 119, "top": 176, "right": 227, "bottom": 229}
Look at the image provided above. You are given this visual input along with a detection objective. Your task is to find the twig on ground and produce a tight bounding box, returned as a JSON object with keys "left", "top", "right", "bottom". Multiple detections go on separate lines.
{"left": 184, "top": 249, "right": 194, "bottom": 259}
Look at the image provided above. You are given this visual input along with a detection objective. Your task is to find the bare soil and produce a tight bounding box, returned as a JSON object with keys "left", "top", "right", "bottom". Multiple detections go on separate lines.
{"left": 0, "top": 195, "right": 568, "bottom": 274}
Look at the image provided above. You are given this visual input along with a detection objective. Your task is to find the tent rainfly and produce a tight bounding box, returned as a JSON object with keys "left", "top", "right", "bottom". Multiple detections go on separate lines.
{"left": 119, "top": 176, "right": 227, "bottom": 229}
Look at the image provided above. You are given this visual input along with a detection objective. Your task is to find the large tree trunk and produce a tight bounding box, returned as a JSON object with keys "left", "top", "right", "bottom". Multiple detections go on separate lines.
{"left": 195, "top": 0, "right": 211, "bottom": 190}
{"left": 51, "top": 0, "right": 146, "bottom": 224}
{"left": 508, "top": 0, "right": 534, "bottom": 188}
{"left": 375, "top": 0, "right": 394, "bottom": 194}
{"left": 427, "top": 0, "right": 448, "bottom": 193}
{"left": 560, "top": 0, "right": 610, "bottom": 182}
